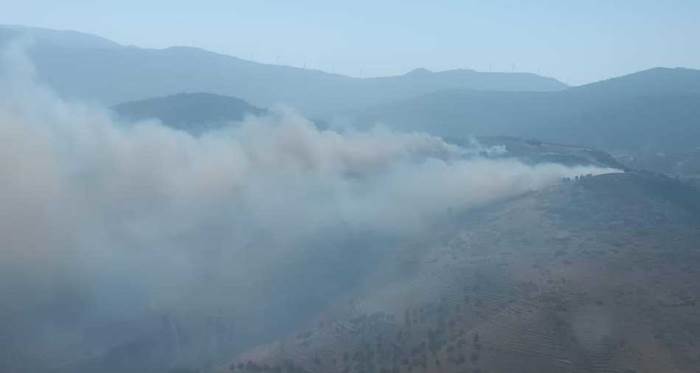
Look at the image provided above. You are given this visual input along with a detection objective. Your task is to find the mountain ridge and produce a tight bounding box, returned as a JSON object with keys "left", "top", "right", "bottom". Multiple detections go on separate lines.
{"left": 0, "top": 24, "right": 568, "bottom": 116}
{"left": 352, "top": 66, "right": 700, "bottom": 155}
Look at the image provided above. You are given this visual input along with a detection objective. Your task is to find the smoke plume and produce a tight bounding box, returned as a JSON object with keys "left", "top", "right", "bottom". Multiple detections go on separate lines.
{"left": 0, "top": 45, "right": 617, "bottom": 371}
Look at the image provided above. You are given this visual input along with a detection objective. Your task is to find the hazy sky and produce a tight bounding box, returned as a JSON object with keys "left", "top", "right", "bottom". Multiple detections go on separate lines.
{"left": 2, "top": 0, "right": 699, "bottom": 85}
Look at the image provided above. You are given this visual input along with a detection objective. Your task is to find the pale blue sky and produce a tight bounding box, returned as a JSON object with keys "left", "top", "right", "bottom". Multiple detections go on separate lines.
{"left": 2, "top": 0, "right": 699, "bottom": 84}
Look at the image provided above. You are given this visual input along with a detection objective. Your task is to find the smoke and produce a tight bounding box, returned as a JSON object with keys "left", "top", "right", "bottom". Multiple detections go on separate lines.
{"left": 0, "top": 45, "right": 618, "bottom": 371}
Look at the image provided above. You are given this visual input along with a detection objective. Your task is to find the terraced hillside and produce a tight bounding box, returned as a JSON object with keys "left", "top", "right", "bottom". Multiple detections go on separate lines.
{"left": 222, "top": 172, "right": 700, "bottom": 373}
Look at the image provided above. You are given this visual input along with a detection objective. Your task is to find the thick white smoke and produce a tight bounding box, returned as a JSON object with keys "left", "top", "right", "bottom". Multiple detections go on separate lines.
{"left": 0, "top": 45, "right": 618, "bottom": 371}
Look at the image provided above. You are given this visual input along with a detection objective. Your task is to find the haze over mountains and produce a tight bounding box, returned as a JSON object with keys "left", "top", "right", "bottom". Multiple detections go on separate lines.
{"left": 5, "top": 24, "right": 700, "bottom": 177}
{"left": 354, "top": 67, "right": 700, "bottom": 152}
{"left": 0, "top": 25, "right": 566, "bottom": 116}
{"left": 3, "top": 23, "right": 700, "bottom": 373}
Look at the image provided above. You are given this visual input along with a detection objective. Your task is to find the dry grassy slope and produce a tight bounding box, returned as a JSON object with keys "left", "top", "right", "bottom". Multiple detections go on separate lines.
{"left": 222, "top": 172, "right": 700, "bottom": 373}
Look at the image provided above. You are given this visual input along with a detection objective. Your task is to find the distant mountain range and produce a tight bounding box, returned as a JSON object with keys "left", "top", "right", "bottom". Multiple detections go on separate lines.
{"left": 5, "top": 25, "right": 699, "bottom": 176}
{"left": 352, "top": 67, "right": 700, "bottom": 161}
{"left": 0, "top": 25, "right": 567, "bottom": 116}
